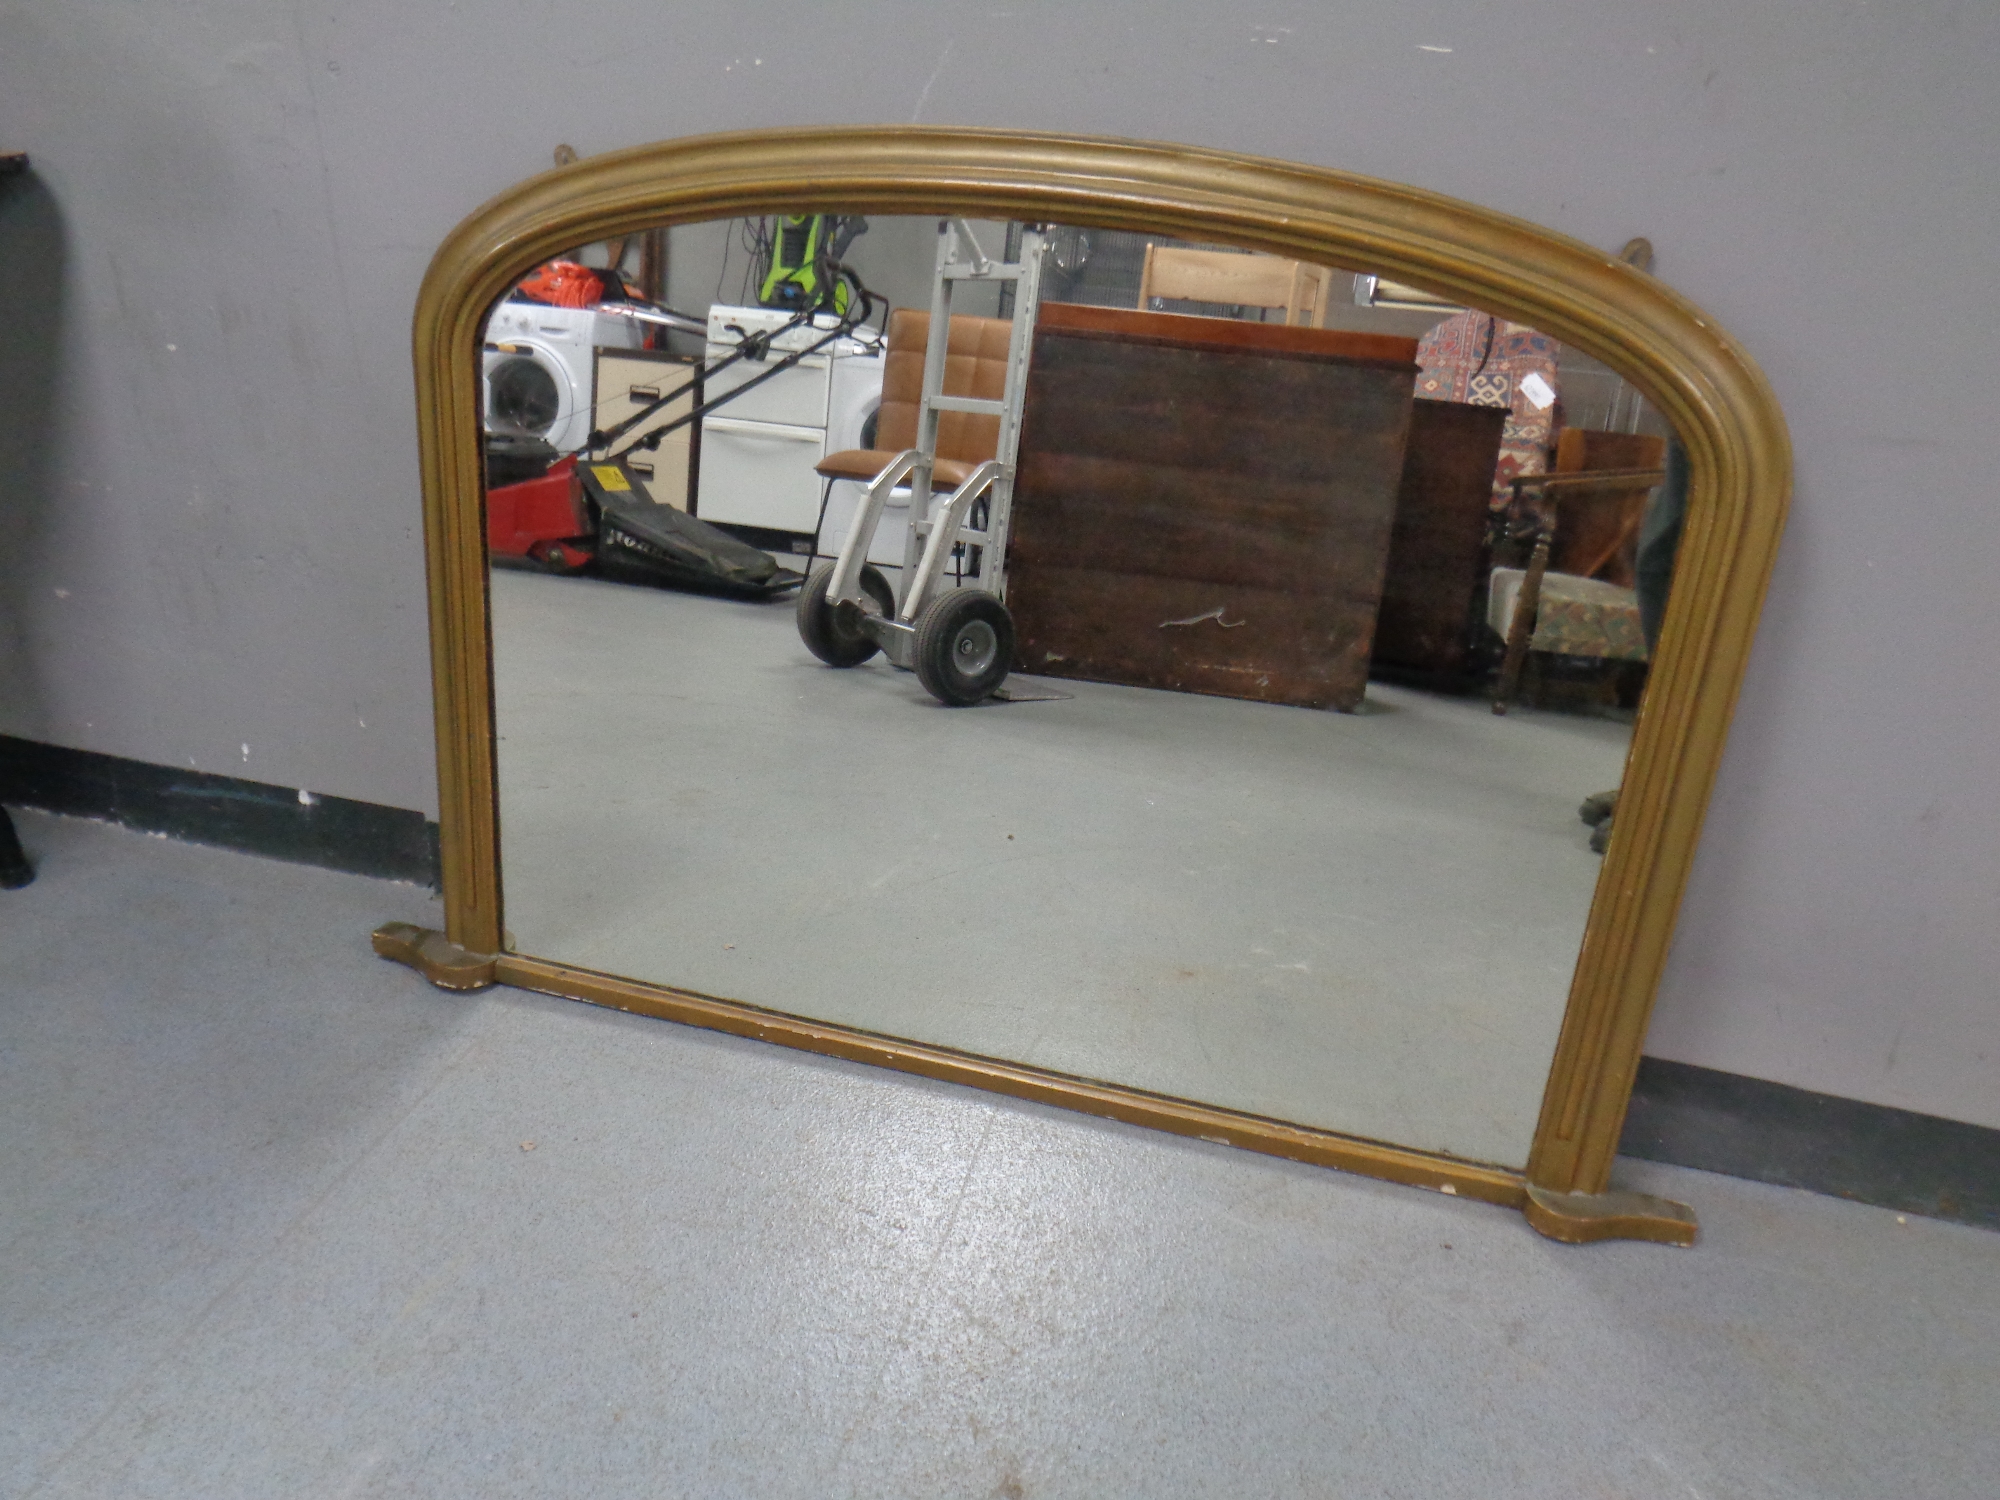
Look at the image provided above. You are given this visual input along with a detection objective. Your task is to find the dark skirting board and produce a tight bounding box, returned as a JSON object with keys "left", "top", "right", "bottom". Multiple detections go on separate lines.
{"left": 1620, "top": 1057, "right": 1999, "bottom": 1231}
{"left": 0, "top": 735, "right": 440, "bottom": 886}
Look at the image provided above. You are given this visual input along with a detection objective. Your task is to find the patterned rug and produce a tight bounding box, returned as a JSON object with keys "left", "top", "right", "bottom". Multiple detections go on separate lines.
{"left": 1414, "top": 312, "right": 1561, "bottom": 507}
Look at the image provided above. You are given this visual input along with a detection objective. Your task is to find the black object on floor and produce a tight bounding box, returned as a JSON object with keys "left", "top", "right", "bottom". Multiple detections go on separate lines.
{"left": 1621, "top": 1056, "right": 2000, "bottom": 1231}
{"left": 591, "top": 466, "right": 801, "bottom": 597}
{"left": 0, "top": 737, "right": 438, "bottom": 886}
{"left": 0, "top": 805, "right": 32, "bottom": 887}
{"left": 485, "top": 432, "right": 560, "bottom": 489}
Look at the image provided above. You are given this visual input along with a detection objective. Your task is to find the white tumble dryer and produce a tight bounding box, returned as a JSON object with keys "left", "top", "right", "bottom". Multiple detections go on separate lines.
{"left": 481, "top": 302, "right": 642, "bottom": 456}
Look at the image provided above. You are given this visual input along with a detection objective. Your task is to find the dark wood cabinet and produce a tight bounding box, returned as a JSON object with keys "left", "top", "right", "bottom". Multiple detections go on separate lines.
{"left": 1372, "top": 400, "right": 1508, "bottom": 680}
{"left": 1006, "top": 304, "right": 1418, "bottom": 712}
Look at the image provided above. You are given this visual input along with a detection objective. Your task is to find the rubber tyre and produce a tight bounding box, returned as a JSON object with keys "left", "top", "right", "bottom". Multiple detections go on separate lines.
{"left": 913, "top": 589, "right": 1014, "bottom": 706}
{"left": 797, "top": 562, "right": 895, "bottom": 668}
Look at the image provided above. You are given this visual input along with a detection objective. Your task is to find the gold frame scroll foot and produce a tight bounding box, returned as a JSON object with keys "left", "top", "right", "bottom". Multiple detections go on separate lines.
{"left": 1523, "top": 1184, "right": 1699, "bottom": 1247}
{"left": 372, "top": 922, "right": 497, "bottom": 991}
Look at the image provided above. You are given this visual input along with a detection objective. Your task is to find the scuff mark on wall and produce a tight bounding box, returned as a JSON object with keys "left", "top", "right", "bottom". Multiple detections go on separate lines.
{"left": 911, "top": 39, "right": 955, "bottom": 122}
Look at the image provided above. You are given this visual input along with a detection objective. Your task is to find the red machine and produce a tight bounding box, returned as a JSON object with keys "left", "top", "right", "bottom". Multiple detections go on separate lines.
{"left": 486, "top": 456, "right": 594, "bottom": 574}
{"left": 490, "top": 455, "right": 799, "bottom": 597}
{"left": 484, "top": 254, "right": 880, "bottom": 590}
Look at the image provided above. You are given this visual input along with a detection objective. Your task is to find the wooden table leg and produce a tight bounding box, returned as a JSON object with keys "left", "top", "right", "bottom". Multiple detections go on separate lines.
{"left": 1493, "top": 530, "right": 1551, "bottom": 715}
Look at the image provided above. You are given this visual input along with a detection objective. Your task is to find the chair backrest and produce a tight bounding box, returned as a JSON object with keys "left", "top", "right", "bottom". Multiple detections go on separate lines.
{"left": 873, "top": 307, "right": 1013, "bottom": 465}
{"left": 1549, "top": 428, "right": 1669, "bottom": 586}
{"left": 1137, "top": 245, "right": 1333, "bottom": 327}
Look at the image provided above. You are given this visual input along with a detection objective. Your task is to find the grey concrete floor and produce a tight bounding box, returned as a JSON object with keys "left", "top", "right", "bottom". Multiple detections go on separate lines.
{"left": 492, "top": 569, "right": 1632, "bottom": 1168}
{"left": 4, "top": 810, "right": 1996, "bottom": 1500}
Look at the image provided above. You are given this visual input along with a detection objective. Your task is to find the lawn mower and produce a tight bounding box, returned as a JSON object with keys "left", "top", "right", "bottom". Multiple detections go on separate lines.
{"left": 485, "top": 246, "right": 882, "bottom": 599}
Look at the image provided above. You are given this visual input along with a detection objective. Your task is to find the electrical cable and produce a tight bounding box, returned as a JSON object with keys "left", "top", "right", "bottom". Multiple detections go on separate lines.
{"left": 739, "top": 216, "right": 774, "bottom": 305}
{"left": 587, "top": 262, "right": 880, "bottom": 456}
{"left": 1470, "top": 313, "right": 1499, "bottom": 380}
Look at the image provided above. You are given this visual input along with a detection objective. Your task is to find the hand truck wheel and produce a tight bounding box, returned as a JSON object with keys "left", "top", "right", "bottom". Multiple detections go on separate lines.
{"left": 913, "top": 589, "right": 1014, "bottom": 706}
{"left": 797, "top": 562, "right": 895, "bottom": 667}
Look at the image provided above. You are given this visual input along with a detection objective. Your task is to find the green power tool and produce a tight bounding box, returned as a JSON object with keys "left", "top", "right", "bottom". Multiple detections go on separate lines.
{"left": 758, "top": 215, "right": 868, "bottom": 315}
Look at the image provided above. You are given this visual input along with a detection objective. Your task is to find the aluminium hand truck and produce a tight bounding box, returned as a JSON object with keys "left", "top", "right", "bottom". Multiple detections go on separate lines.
{"left": 795, "top": 219, "right": 1048, "bottom": 706}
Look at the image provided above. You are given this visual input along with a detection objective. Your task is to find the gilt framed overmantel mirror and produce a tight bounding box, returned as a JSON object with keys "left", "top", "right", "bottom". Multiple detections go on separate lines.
{"left": 375, "top": 127, "right": 1790, "bottom": 1246}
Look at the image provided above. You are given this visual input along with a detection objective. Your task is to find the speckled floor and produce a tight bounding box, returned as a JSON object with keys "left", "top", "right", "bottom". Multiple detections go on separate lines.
{"left": 3, "top": 810, "right": 1996, "bottom": 1500}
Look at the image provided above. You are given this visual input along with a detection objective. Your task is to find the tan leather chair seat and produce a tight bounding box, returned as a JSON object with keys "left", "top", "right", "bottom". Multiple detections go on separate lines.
{"left": 815, "top": 448, "right": 975, "bottom": 487}
{"left": 811, "top": 307, "right": 1011, "bottom": 489}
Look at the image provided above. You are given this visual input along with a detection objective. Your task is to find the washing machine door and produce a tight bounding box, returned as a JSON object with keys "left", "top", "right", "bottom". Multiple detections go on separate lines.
{"left": 826, "top": 349, "right": 884, "bottom": 452}
{"left": 484, "top": 341, "right": 586, "bottom": 453}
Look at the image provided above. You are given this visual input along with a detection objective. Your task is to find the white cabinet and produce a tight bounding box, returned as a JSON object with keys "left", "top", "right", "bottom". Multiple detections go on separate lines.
{"left": 594, "top": 349, "right": 699, "bottom": 512}
{"left": 701, "top": 355, "right": 832, "bottom": 430}
{"left": 695, "top": 305, "right": 883, "bottom": 545}
{"left": 697, "top": 417, "right": 828, "bottom": 535}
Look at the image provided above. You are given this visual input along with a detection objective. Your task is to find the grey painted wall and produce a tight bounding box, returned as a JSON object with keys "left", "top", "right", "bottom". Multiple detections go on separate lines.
{"left": 2, "top": 1, "right": 1994, "bottom": 1128}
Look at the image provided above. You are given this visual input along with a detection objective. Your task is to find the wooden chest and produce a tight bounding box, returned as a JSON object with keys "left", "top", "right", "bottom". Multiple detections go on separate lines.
{"left": 1006, "top": 304, "right": 1418, "bottom": 711}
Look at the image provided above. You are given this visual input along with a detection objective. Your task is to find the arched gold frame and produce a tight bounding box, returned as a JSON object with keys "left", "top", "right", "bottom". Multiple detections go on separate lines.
{"left": 376, "top": 126, "right": 1790, "bottom": 1246}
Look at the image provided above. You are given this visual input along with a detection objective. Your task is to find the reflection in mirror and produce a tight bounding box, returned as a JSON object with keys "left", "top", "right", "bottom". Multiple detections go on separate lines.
{"left": 481, "top": 212, "right": 1683, "bottom": 1171}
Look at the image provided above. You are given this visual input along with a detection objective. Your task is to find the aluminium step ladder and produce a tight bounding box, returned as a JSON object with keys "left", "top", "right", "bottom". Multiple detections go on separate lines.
{"left": 899, "top": 217, "right": 1048, "bottom": 600}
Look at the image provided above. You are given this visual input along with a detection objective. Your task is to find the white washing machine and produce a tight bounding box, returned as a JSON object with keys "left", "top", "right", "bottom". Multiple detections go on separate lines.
{"left": 695, "top": 306, "right": 884, "bottom": 546}
{"left": 826, "top": 339, "right": 882, "bottom": 452}
{"left": 481, "top": 301, "right": 643, "bottom": 455}
{"left": 815, "top": 472, "right": 920, "bottom": 572}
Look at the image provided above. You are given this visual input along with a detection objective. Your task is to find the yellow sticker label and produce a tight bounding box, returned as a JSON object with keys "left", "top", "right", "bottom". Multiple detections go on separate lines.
{"left": 591, "top": 465, "right": 631, "bottom": 492}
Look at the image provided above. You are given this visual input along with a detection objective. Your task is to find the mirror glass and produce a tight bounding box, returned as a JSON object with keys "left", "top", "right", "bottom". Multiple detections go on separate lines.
{"left": 481, "top": 212, "right": 1683, "bottom": 1169}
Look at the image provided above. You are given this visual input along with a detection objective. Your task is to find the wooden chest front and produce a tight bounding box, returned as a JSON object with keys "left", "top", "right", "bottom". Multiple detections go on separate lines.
{"left": 1006, "top": 304, "right": 1418, "bottom": 711}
